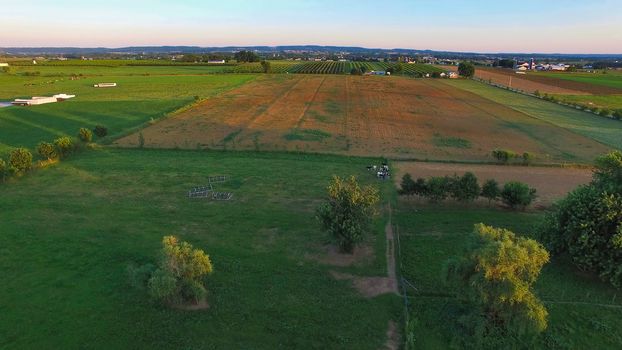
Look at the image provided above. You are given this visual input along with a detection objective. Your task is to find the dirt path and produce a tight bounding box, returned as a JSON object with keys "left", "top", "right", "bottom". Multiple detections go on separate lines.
{"left": 385, "top": 207, "right": 398, "bottom": 294}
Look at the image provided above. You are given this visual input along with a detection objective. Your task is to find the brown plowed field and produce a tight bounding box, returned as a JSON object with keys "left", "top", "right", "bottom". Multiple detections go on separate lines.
{"left": 116, "top": 75, "right": 610, "bottom": 163}
{"left": 395, "top": 161, "right": 592, "bottom": 206}
{"left": 474, "top": 68, "right": 622, "bottom": 95}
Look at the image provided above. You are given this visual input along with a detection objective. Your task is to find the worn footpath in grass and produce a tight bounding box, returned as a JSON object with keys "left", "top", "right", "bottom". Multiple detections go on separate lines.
{"left": 445, "top": 79, "right": 622, "bottom": 150}
{"left": 0, "top": 148, "right": 400, "bottom": 349}
{"left": 394, "top": 203, "right": 622, "bottom": 349}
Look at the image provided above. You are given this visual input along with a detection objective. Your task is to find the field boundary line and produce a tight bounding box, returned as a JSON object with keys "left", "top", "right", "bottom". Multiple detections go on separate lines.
{"left": 294, "top": 76, "right": 327, "bottom": 129}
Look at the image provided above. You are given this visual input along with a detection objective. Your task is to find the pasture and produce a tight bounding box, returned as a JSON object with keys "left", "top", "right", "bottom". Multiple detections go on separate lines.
{"left": 395, "top": 204, "right": 622, "bottom": 349}
{"left": 0, "top": 148, "right": 400, "bottom": 349}
{"left": 0, "top": 73, "right": 255, "bottom": 155}
{"left": 117, "top": 75, "right": 610, "bottom": 164}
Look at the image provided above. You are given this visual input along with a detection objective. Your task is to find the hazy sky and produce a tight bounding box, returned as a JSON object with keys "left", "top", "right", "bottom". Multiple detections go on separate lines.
{"left": 2, "top": 0, "right": 621, "bottom": 53}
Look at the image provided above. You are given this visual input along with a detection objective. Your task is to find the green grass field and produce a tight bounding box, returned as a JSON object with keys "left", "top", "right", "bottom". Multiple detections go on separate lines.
{"left": 551, "top": 94, "right": 622, "bottom": 111}
{"left": 0, "top": 74, "right": 255, "bottom": 155}
{"left": 395, "top": 203, "right": 622, "bottom": 349}
{"left": 540, "top": 71, "right": 622, "bottom": 90}
{"left": 0, "top": 148, "right": 400, "bottom": 349}
{"left": 445, "top": 79, "right": 622, "bottom": 150}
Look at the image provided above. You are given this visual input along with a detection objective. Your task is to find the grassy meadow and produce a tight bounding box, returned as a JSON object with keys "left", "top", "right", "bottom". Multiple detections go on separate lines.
{"left": 0, "top": 148, "right": 400, "bottom": 349}
{"left": 445, "top": 79, "right": 622, "bottom": 150}
{"left": 395, "top": 204, "right": 622, "bottom": 349}
{"left": 540, "top": 70, "right": 622, "bottom": 90}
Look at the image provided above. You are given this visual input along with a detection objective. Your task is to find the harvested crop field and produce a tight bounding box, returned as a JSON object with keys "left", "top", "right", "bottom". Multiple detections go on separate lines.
{"left": 474, "top": 68, "right": 622, "bottom": 95}
{"left": 395, "top": 161, "right": 592, "bottom": 206}
{"left": 117, "top": 75, "right": 610, "bottom": 163}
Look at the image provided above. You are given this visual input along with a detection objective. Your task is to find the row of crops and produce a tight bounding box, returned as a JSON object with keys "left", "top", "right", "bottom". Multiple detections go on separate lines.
{"left": 285, "top": 61, "right": 445, "bottom": 75}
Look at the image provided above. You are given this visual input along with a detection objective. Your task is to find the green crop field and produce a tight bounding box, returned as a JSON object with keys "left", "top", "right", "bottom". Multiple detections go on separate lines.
{"left": 395, "top": 204, "right": 622, "bottom": 349}
{"left": 445, "top": 79, "right": 622, "bottom": 150}
{"left": 540, "top": 71, "right": 622, "bottom": 90}
{"left": 0, "top": 73, "right": 255, "bottom": 155}
{"left": 0, "top": 148, "right": 400, "bottom": 349}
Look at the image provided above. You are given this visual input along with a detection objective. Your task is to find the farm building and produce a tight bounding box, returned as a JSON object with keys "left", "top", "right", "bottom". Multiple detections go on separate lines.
{"left": 11, "top": 94, "right": 75, "bottom": 106}
{"left": 0, "top": 63, "right": 8, "bottom": 67}
{"left": 207, "top": 60, "right": 226, "bottom": 64}
{"left": 448, "top": 72, "right": 459, "bottom": 79}
{"left": 94, "top": 83, "right": 117, "bottom": 88}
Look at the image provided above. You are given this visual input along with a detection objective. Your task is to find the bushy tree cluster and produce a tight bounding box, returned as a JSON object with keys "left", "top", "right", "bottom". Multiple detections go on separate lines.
{"left": 317, "top": 176, "right": 380, "bottom": 253}
{"left": 78, "top": 127, "right": 93, "bottom": 143}
{"left": 539, "top": 151, "right": 622, "bottom": 287}
{"left": 445, "top": 224, "right": 549, "bottom": 348}
{"left": 458, "top": 62, "right": 475, "bottom": 78}
{"left": 492, "top": 149, "right": 535, "bottom": 165}
{"left": 234, "top": 50, "right": 260, "bottom": 63}
{"left": 128, "top": 236, "right": 214, "bottom": 305}
{"left": 8, "top": 148, "right": 33, "bottom": 173}
{"left": 399, "top": 173, "right": 537, "bottom": 209}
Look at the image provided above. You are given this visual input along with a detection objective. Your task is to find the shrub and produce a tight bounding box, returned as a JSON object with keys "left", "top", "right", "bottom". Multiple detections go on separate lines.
{"left": 78, "top": 127, "right": 93, "bottom": 143}
{"left": 147, "top": 236, "right": 213, "bottom": 305}
{"left": 127, "top": 263, "right": 156, "bottom": 290}
{"left": 445, "top": 224, "right": 549, "bottom": 346}
{"left": 534, "top": 90, "right": 541, "bottom": 97}
{"left": 54, "top": 136, "right": 74, "bottom": 158}
{"left": 501, "top": 181, "right": 537, "bottom": 209}
{"left": 317, "top": 176, "right": 379, "bottom": 253}
{"left": 9, "top": 148, "right": 33, "bottom": 173}
{"left": 93, "top": 125, "right": 108, "bottom": 138}
{"left": 450, "top": 172, "right": 480, "bottom": 202}
{"left": 481, "top": 179, "right": 501, "bottom": 203}
{"left": 492, "top": 149, "right": 516, "bottom": 163}
{"left": 600, "top": 108, "right": 612, "bottom": 117}
{"left": 413, "top": 178, "right": 428, "bottom": 196}
{"left": 613, "top": 110, "right": 622, "bottom": 120}
{"left": 37, "top": 142, "right": 57, "bottom": 160}
{"left": 522, "top": 152, "right": 535, "bottom": 165}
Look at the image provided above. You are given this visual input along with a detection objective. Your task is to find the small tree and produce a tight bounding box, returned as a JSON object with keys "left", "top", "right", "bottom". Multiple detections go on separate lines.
{"left": 413, "top": 178, "right": 428, "bottom": 196}
{"left": 425, "top": 176, "right": 451, "bottom": 202}
{"left": 613, "top": 110, "right": 622, "bottom": 120}
{"left": 492, "top": 149, "right": 516, "bottom": 164}
{"left": 593, "top": 150, "right": 622, "bottom": 193}
{"left": 451, "top": 172, "right": 480, "bottom": 202}
{"left": 501, "top": 181, "right": 537, "bottom": 209}
{"left": 147, "top": 236, "right": 213, "bottom": 304}
{"left": 9, "top": 148, "right": 33, "bottom": 173}
{"left": 37, "top": 142, "right": 57, "bottom": 160}
{"left": 93, "top": 125, "right": 108, "bottom": 138}
{"left": 317, "top": 176, "right": 380, "bottom": 253}
{"left": 522, "top": 152, "right": 535, "bottom": 165}
{"left": 481, "top": 179, "right": 501, "bottom": 204}
{"left": 78, "top": 128, "right": 93, "bottom": 143}
{"left": 399, "top": 173, "right": 416, "bottom": 196}
{"left": 260, "top": 60, "right": 272, "bottom": 73}
{"left": 54, "top": 136, "right": 74, "bottom": 158}
{"left": 445, "top": 224, "right": 549, "bottom": 346}
{"left": 458, "top": 62, "right": 475, "bottom": 78}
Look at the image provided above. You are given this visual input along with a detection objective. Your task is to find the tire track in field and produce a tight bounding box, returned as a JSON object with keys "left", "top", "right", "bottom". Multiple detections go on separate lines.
{"left": 294, "top": 76, "right": 326, "bottom": 129}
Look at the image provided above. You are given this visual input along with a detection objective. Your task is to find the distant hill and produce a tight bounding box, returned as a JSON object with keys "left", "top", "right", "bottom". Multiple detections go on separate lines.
{"left": 1, "top": 45, "right": 621, "bottom": 60}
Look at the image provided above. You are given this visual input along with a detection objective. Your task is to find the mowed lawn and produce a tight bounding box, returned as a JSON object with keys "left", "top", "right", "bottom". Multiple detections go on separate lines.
{"left": 0, "top": 149, "right": 399, "bottom": 349}
{"left": 0, "top": 73, "right": 255, "bottom": 155}
{"left": 117, "top": 75, "right": 610, "bottom": 164}
{"left": 395, "top": 204, "right": 622, "bottom": 349}
{"left": 446, "top": 79, "right": 622, "bottom": 151}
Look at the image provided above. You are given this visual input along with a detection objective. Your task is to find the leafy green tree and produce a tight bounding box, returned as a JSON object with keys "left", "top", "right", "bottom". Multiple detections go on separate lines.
{"left": 522, "top": 152, "right": 535, "bottom": 165}
{"left": 147, "top": 235, "right": 213, "bottom": 304}
{"left": 593, "top": 150, "right": 622, "bottom": 193}
{"left": 413, "top": 178, "right": 428, "bottom": 196}
{"left": 78, "top": 128, "right": 93, "bottom": 143}
{"left": 492, "top": 149, "right": 516, "bottom": 163}
{"left": 538, "top": 151, "right": 622, "bottom": 287}
{"left": 234, "top": 50, "right": 260, "bottom": 63}
{"left": 613, "top": 110, "right": 622, "bottom": 120}
{"left": 458, "top": 62, "right": 475, "bottom": 78}
{"left": 399, "top": 173, "right": 416, "bottom": 196}
{"left": 481, "top": 179, "right": 501, "bottom": 204}
{"left": 37, "top": 142, "right": 57, "bottom": 160}
{"left": 445, "top": 224, "right": 549, "bottom": 347}
{"left": 451, "top": 172, "right": 481, "bottom": 202}
{"left": 501, "top": 181, "right": 537, "bottom": 209}
{"left": 317, "top": 176, "right": 380, "bottom": 253}
{"left": 54, "top": 136, "right": 74, "bottom": 158}
{"left": 9, "top": 148, "right": 32, "bottom": 173}
{"left": 260, "top": 60, "right": 272, "bottom": 73}
{"left": 425, "top": 176, "right": 451, "bottom": 202}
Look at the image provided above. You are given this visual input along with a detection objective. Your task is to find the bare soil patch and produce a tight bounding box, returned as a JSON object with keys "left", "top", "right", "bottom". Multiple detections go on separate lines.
{"left": 116, "top": 75, "right": 609, "bottom": 163}
{"left": 382, "top": 321, "right": 400, "bottom": 350}
{"left": 171, "top": 300, "right": 210, "bottom": 311}
{"left": 330, "top": 271, "right": 397, "bottom": 298}
{"left": 395, "top": 161, "right": 592, "bottom": 206}
{"left": 312, "top": 244, "right": 374, "bottom": 267}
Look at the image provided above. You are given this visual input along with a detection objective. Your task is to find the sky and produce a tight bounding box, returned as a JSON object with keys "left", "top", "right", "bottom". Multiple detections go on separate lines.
{"left": 1, "top": 0, "right": 621, "bottom": 54}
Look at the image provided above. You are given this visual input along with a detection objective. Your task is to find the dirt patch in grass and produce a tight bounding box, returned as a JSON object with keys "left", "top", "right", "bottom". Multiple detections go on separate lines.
{"left": 171, "top": 300, "right": 210, "bottom": 311}
{"left": 310, "top": 244, "right": 374, "bottom": 267}
{"left": 330, "top": 271, "right": 398, "bottom": 298}
{"left": 383, "top": 321, "right": 400, "bottom": 350}
{"left": 395, "top": 161, "right": 592, "bottom": 206}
